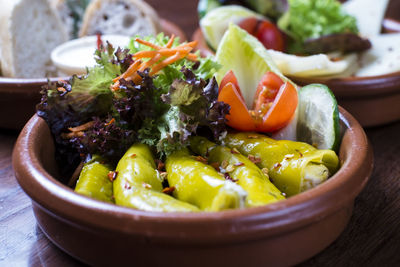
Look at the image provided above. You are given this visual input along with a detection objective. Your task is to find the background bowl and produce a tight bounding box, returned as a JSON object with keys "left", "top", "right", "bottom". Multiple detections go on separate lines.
{"left": 0, "top": 19, "right": 186, "bottom": 130}
{"left": 12, "top": 107, "right": 373, "bottom": 267}
{"left": 192, "top": 18, "right": 400, "bottom": 127}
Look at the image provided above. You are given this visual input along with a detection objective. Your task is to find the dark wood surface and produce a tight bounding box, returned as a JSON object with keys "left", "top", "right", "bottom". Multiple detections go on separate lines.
{"left": 1, "top": 0, "right": 400, "bottom": 266}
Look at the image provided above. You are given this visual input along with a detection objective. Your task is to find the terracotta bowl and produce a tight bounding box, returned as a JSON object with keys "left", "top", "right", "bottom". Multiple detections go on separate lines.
{"left": 192, "top": 18, "right": 400, "bottom": 128}
{"left": 0, "top": 19, "right": 186, "bottom": 130}
{"left": 12, "top": 107, "right": 373, "bottom": 267}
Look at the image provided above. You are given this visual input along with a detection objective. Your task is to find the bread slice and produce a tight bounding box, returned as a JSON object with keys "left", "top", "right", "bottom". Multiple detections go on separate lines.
{"left": 0, "top": 0, "right": 68, "bottom": 78}
{"left": 79, "top": 0, "right": 161, "bottom": 37}
{"left": 51, "top": 0, "right": 91, "bottom": 39}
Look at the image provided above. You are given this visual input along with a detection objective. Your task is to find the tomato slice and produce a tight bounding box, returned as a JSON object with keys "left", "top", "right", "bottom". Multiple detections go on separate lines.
{"left": 218, "top": 82, "right": 255, "bottom": 131}
{"left": 258, "top": 81, "right": 298, "bottom": 132}
{"left": 219, "top": 70, "right": 240, "bottom": 94}
{"left": 237, "top": 17, "right": 285, "bottom": 52}
{"left": 256, "top": 21, "right": 285, "bottom": 52}
{"left": 237, "top": 17, "right": 259, "bottom": 35}
{"left": 218, "top": 71, "right": 298, "bottom": 133}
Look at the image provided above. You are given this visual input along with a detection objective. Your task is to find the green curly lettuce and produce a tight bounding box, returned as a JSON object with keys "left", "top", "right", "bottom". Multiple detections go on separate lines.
{"left": 278, "top": 0, "right": 358, "bottom": 49}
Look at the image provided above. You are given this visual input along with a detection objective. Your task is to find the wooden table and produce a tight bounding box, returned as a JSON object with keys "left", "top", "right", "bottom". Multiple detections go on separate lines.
{"left": 1, "top": 0, "right": 400, "bottom": 266}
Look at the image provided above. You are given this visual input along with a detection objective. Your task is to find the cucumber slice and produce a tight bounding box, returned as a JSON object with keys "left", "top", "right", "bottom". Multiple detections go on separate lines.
{"left": 297, "top": 84, "right": 340, "bottom": 151}
{"left": 197, "top": 0, "right": 221, "bottom": 19}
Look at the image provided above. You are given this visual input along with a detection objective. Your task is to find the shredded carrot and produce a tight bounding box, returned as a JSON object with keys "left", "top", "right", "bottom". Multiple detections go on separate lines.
{"left": 112, "top": 35, "right": 200, "bottom": 90}
{"left": 68, "top": 121, "right": 95, "bottom": 132}
{"left": 135, "top": 38, "right": 162, "bottom": 50}
{"left": 166, "top": 34, "right": 175, "bottom": 48}
{"left": 105, "top": 118, "right": 115, "bottom": 126}
{"left": 150, "top": 52, "right": 186, "bottom": 76}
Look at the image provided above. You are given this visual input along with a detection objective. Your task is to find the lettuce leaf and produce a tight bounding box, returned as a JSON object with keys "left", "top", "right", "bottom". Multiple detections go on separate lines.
{"left": 278, "top": 0, "right": 358, "bottom": 50}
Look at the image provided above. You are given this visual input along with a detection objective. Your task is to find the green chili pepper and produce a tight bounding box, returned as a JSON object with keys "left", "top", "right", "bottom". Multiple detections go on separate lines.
{"left": 224, "top": 132, "right": 340, "bottom": 197}
{"left": 190, "top": 136, "right": 285, "bottom": 207}
{"left": 165, "top": 148, "right": 247, "bottom": 211}
{"left": 114, "top": 144, "right": 199, "bottom": 212}
{"left": 75, "top": 155, "right": 114, "bottom": 203}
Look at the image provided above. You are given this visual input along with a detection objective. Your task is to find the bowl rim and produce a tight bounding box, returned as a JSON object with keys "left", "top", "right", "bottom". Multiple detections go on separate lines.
{"left": 12, "top": 106, "right": 373, "bottom": 243}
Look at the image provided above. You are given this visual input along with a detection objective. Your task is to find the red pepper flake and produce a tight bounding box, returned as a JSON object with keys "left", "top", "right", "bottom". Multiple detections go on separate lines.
{"left": 234, "top": 162, "right": 244, "bottom": 167}
{"left": 155, "top": 160, "right": 165, "bottom": 171}
{"left": 284, "top": 154, "right": 294, "bottom": 160}
{"left": 194, "top": 155, "right": 208, "bottom": 164}
{"left": 130, "top": 153, "right": 137, "bottom": 158}
{"left": 210, "top": 162, "right": 220, "bottom": 171}
{"left": 162, "top": 186, "right": 175, "bottom": 195}
{"left": 96, "top": 32, "right": 103, "bottom": 50}
{"left": 108, "top": 171, "right": 118, "bottom": 182}
{"left": 230, "top": 148, "right": 240, "bottom": 154}
{"left": 247, "top": 134, "right": 259, "bottom": 139}
{"left": 248, "top": 154, "right": 261, "bottom": 164}
{"left": 273, "top": 163, "right": 282, "bottom": 169}
{"left": 124, "top": 182, "right": 131, "bottom": 190}
{"left": 105, "top": 118, "right": 115, "bottom": 127}
{"left": 295, "top": 149, "right": 303, "bottom": 157}
{"left": 224, "top": 173, "right": 238, "bottom": 183}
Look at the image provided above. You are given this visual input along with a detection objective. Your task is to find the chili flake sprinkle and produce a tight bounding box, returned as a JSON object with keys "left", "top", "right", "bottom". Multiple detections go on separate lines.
{"left": 108, "top": 171, "right": 118, "bottom": 182}
{"left": 230, "top": 148, "right": 240, "bottom": 154}
{"left": 295, "top": 149, "right": 303, "bottom": 157}
{"left": 210, "top": 162, "right": 220, "bottom": 171}
{"left": 162, "top": 186, "right": 175, "bottom": 195}
{"left": 194, "top": 155, "right": 208, "bottom": 164}
{"left": 273, "top": 163, "right": 282, "bottom": 169}
{"left": 155, "top": 160, "right": 165, "bottom": 171}
{"left": 234, "top": 162, "right": 244, "bottom": 167}
{"left": 130, "top": 153, "right": 137, "bottom": 158}
{"left": 124, "top": 182, "right": 131, "bottom": 190}
{"left": 224, "top": 173, "right": 238, "bottom": 183}
{"left": 248, "top": 154, "right": 261, "bottom": 164}
{"left": 247, "top": 134, "right": 259, "bottom": 139}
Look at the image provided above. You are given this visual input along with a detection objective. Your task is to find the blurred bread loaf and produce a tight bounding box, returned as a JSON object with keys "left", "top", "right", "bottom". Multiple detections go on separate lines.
{"left": 50, "top": 0, "right": 91, "bottom": 39}
{"left": 0, "top": 0, "right": 68, "bottom": 78}
{"left": 79, "top": 0, "right": 161, "bottom": 37}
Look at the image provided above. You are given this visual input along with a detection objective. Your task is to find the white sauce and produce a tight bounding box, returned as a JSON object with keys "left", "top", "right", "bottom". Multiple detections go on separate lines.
{"left": 51, "top": 35, "right": 131, "bottom": 76}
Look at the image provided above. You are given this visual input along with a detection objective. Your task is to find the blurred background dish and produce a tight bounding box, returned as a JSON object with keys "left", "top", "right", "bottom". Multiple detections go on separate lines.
{"left": 192, "top": 6, "right": 400, "bottom": 127}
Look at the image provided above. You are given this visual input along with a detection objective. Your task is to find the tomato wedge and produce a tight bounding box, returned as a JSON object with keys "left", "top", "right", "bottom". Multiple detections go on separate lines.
{"left": 218, "top": 82, "right": 255, "bottom": 131}
{"left": 218, "top": 71, "right": 298, "bottom": 133}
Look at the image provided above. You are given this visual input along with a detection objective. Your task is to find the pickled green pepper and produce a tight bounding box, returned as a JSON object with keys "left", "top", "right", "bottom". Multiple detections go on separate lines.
{"left": 190, "top": 136, "right": 285, "bottom": 207}
{"left": 114, "top": 144, "right": 199, "bottom": 212}
{"left": 75, "top": 156, "right": 114, "bottom": 203}
{"left": 224, "top": 132, "right": 340, "bottom": 196}
{"left": 165, "top": 148, "right": 247, "bottom": 211}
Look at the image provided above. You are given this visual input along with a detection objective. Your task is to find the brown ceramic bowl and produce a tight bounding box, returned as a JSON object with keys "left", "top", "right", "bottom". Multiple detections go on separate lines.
{"left": 0, "top": 19, "right": 186, "bottom": 130}
{"left": 12, "top": 106, "right": 373, "bottom": 267}
{"left": 192, "top": 18, "right": 400, "bottom": 127}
